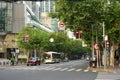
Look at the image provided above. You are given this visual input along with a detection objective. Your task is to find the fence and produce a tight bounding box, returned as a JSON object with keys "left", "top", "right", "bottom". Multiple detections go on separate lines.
{"left": 0, "top": 58, "right": 11, "bottom": 66}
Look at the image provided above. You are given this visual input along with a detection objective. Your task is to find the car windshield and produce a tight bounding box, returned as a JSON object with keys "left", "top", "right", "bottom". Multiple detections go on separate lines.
{"left": 30, "top": 57, "right": 37, "bottom": 61}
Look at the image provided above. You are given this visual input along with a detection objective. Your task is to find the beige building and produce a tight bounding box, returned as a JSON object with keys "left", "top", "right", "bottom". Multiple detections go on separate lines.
{"left": 0, "top": 1, "right": 53, "bottom": 59}
{"left": 40, "top": 12, "right": 52, "bottom": 28}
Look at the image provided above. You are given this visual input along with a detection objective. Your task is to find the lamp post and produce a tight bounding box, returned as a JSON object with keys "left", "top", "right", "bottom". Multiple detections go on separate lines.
{"left": 49, "top": 38, "right": 54, "bottom": 51}
{"left": 92, "top": 25, "right": 95, "bottom": 61}
{"left": 49, "top": 38, "right": 54, "bottom": 43}
{"left": 103, "top": 21, "right": 109, "bottom": 69}
{"left": 102, "top": 0, "right": 110, "bottom": 69}
{"left": 33, "top": 26, "right": 37, "bottom": 58}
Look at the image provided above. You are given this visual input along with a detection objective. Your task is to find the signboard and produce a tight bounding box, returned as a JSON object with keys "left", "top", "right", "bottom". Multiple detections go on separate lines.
{"left": 58, "top": 22, "right": 65, "bottom": 30}
{"left": 94, "top": 43, "right": 99, "bottom": 50}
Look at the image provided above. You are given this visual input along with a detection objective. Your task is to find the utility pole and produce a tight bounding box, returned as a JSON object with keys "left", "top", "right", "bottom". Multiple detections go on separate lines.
{"left": 96, "top": 30, "right": 99, "bottom": 68}
{"left": 92, "top": 25, "right": 94, "bottom": 60}
{"left": 103, "top": 21, "right": 107, "bottom": 69}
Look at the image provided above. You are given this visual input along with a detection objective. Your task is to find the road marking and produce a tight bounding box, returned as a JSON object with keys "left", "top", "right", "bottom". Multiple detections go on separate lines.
{"left": 67, "top": 68, "right": 75, "bottom": 71}
{"left": 92, "top": 70, "right": 97, "bottom": 72}
{"left": 56, "top": 64, "right": 64, "bottom": 66}
{"left": 75, "top": 69, "right": 82, "bottom": 72}
{"left": 44, "top": 67, "right": 56, "bottom": 70}
{"left": 41, "top": 67, "right": 51, "bottom": 70}
{"left": 84, "top": 69, "right": 89, "bottom": 72}
{"left": 52, "top": 68, "right": 62, "bottom": 71}
{"left": 60, "top": 68, "right": 68, "bottom": 71}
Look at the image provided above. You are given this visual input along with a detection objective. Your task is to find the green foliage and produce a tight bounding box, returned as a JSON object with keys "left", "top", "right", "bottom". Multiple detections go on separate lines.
{"left": 44, "top": 31, "right": 89, "bottom": 56}
{"left": 45, "top": 32, "right": 69, "bottom": 52}
{"left": 51, "top": 0, "right": 120, "bottom": 46}
{"left": 17, "top": 27, "right": 50, "bottom": 50}
{"left": 20, "top": 58, "right": 27, "bottom": 63}
{"left": 17, "top": 27, "right": 90, "bottom": 58}
{"left": 65, "top": 39, "right": 89, "bottom": 55}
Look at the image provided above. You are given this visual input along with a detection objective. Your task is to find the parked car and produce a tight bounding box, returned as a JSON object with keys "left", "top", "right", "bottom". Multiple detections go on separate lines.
{"left": 27, "top": 57, "right": 41, "bottom": 66}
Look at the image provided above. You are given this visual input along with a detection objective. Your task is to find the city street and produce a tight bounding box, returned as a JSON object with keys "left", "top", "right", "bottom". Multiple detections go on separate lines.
{"left": 1, "top": 1, "right": 120, "bottom": 80}
{"left": 0, "top": 60, "right": 98, "bottom": 80}
{"left": 1, "top": 60, "right": 120, "bottom": 80}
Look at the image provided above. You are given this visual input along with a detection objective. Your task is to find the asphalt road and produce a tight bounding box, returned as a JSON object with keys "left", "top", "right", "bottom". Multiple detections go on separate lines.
{"left": 0, "top": 60, "right": 98, "bottom": 80}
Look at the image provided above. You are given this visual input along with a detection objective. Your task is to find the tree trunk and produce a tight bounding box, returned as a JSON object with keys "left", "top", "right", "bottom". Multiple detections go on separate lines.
{"left": 109, "top": 41, "right": 116, "bottom": 68}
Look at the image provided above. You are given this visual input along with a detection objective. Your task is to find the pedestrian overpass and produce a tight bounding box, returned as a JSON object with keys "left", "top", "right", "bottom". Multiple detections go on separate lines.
{"left": 24, "top": 2, "right": 54, "bottom": 33}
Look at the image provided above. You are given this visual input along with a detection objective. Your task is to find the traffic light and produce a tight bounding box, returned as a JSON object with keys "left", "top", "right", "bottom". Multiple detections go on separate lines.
{"left": 74, "top": 30, "right": 83, "bottom": 39}
{"left": 75, "top": 31, "right": 79, "bottom": 39}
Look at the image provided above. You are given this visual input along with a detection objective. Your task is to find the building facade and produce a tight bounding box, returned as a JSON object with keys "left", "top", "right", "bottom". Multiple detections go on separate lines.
{"left": 0, "top": 1, "right": 53, "bottom": 59}
{"left": 0, "top": 2, "right": 13, "bottom": 58}
{"left": 39, "top": 0, "right": 58, "bottom": 31}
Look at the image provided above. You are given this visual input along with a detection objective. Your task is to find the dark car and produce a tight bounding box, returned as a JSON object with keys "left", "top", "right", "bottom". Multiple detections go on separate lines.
{"left": 27, "top": 57, "right": 41, "bottom": 66}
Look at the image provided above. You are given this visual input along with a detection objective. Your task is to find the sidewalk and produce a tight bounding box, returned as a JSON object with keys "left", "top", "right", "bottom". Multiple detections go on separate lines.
{"left": 0, "top": 63, "right": 26, "bottom": 67}
{"left": 95, "top": 72, "right": 120, "bottom": 80}
{"left": 89, "top": 66, "right": 120, "bottom": 73}
{"left": 89, "top": 66, "right": 120, "bottom": 80}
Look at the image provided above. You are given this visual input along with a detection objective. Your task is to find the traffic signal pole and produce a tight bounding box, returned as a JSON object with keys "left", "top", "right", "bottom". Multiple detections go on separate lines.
{"left": 92, "top": 25, "right": 94, "bottom": 61}
{"left": 103, "top": 21, "right": 107, "bottom": 69}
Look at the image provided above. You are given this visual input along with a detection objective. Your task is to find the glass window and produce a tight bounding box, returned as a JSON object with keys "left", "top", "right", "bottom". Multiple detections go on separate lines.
{"left": 1, "top": 2, "right": 6, "bottom": 8}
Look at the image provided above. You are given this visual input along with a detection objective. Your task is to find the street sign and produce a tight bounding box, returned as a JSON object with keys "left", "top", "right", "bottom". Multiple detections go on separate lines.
{"left": 58, "top": 22, "right": 65, "bottom": 30}
{"left": 94, "top": 43, "right": 99, "bottom": 50}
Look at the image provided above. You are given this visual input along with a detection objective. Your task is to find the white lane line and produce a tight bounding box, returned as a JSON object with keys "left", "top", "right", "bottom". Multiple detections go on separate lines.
{"left": 41, "top": 67, "right": 51, "bottom": 70}
{"left": 92, "top": 70, "right": 97, "bottom": 72}
{"left": 52, "top": 68, "right": 62, "bottom": 71}
{"left": 84, "top": 69, "right": 89, "bottom": 72}
{"left": 67, "top": 68, "right": 75, "bottom": 71}
{"left": 59, "top": 68, "right": 68, "bottom": 71}
{"left": 56, "top": 64, "right": 64, "bottom": 66}
{"left": 75, "top": 69, "right": 82, "bottom": 72}
{"left": 44, "top": 67, "right": 56, "bottom": 70}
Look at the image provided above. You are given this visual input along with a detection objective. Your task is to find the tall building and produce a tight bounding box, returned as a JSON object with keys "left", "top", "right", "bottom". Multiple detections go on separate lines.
{"left": 0, "top": 1, "right": 53, "bottom": 58}
{"left": 39, "top": 0, "right": 58, "bottom": 31}
{"left": 39, "top": 0, "right": 54, "bottom": 13}
{"left": 0, "top": 2, "right": 13, "bottom": 58}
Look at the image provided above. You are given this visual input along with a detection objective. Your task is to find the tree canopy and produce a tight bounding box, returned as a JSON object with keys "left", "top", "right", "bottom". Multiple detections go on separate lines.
{"left": 17, "top": 27, "right": 50, "bottom": 50}
{"left": 50, "top": 0, "right": 120, "bottom": 46}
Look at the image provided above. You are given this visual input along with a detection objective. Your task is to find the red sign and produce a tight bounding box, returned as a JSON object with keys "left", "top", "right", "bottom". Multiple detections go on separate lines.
{"left": 58, "top": 22, "right": 65, "bottom": 30}
{"left": 94, "top": 43, "right": 99, "bottom": 50}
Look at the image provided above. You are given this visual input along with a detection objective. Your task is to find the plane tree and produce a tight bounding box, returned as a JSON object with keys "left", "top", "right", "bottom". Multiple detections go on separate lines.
{"left": 50, "top": 0, "right": 120, "bottom": 48}
{"left": 17, "top": 27, "right": 50, "bottom": 58}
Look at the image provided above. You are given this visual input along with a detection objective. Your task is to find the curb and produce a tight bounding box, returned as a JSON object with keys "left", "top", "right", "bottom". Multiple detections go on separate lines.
{"left": 88, "top": 67, "right": 110, "bottom": 72}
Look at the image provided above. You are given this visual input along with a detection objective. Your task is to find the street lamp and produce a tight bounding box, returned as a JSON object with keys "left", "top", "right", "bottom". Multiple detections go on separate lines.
{"left": 33, "top": 26, "right": 37, "bottom": 58}
{"left": 49, "top": 38, "right": 54, "bottom": 43}
{"left": 102, "top": 0, "right": 110, "bottom": 69}
{"left": 49, "top": 38, "right": 55, "bottom": 51}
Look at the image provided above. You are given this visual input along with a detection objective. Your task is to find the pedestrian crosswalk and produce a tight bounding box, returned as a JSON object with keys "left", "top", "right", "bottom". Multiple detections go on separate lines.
{"left": 0, "top": 60, "right": 93, "bottom": 73}
{"left": 0, "top": 66, "right": 96, "bottom": 73}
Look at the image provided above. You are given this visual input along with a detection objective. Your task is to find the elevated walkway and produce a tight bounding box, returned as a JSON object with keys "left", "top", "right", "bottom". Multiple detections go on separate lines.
{"left": 24, "top": 1, "right": 54, "bottom": 33}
